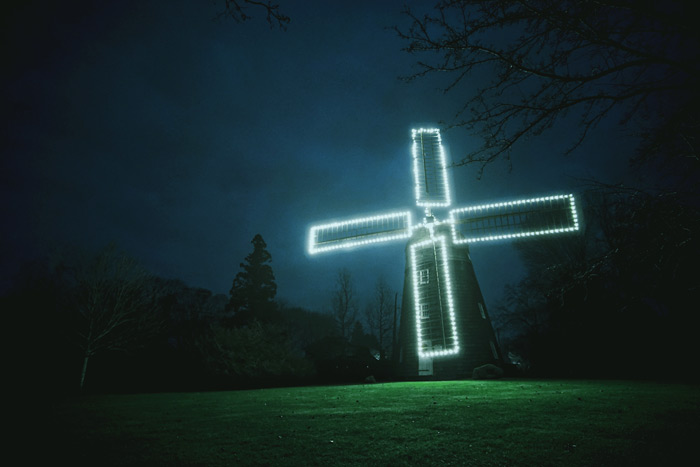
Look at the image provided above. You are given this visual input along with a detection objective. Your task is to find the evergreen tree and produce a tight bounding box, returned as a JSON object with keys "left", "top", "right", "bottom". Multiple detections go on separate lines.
{"left": 228, "top": 234, "right": 277, "bottom": 325}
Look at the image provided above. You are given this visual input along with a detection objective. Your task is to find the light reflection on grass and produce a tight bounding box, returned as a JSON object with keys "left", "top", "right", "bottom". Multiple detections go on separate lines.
{"left": 51, "top": 380, "right": 700, "bottom": 466}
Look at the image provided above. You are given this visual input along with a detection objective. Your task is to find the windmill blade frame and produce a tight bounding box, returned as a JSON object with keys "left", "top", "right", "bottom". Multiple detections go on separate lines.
{"left": 308, "top": 211, "right": 413, "bottom": 254}
{"left": 448, "top": 194, "right": 579, "bottom": 244}
{"left": 412, "top": 128, "right": 451, "bottom": 208}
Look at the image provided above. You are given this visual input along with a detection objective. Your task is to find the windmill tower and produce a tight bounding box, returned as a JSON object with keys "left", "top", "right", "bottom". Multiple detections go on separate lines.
{"left": 307, "top": 128, "right": 579, "bottom": 379}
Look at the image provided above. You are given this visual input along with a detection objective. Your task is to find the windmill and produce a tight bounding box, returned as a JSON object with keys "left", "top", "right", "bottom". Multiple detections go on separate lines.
{"left": 307, "top": 128, "right": 580, "bottom": 379}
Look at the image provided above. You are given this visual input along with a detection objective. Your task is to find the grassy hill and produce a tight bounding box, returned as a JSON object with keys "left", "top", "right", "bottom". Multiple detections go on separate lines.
{"left": 48, "top": 379, "right": 699, "bottom": 466}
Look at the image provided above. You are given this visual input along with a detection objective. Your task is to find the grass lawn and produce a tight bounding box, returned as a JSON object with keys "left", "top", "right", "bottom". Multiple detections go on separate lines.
{"left": 48, "top": 379, "right": 699, "bottom": 466}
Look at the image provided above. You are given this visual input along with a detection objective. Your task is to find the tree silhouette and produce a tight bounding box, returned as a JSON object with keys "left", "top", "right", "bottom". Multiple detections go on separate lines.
{"left": 65, "top": 243, "right": 162, "bottom": 391}
{"left": 331, "top": 268, "right": 357, "bottom": 340}
{"left": 396, "top": 1, "right": 699, "bottom": 182}
{"left": 492, "top": 190, "right": 700, "bottom": 377}
{"left": 218, "top": 0, "right": 290, "bottom": 30}
{"left": 228, "top": 234, "right": 278, "bottom": 325}
{"left": 365, "top": 276, "right": 394, "bottom": 359}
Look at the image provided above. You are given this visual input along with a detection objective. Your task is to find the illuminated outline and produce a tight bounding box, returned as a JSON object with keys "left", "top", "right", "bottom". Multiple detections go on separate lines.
{"left": 410, "top": 233, "right": 460, "bottom": 358}
{"left": 448, "top": 194, "right": 579, "bottom": 244}
{"left": 306, "top": 128, "right": 583, "bottom": 366}
{"left": 308, "top": 211, "right": 413, "bottom": 254}
{"left": 411, "top": 128, "right": 452, "bottom": 208}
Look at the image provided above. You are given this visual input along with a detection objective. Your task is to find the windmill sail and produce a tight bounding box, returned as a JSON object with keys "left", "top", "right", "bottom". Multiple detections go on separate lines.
{"left": 409, "top": 233, "right": 459, "bottom": 358}
{"left": 449, "top": 194, "right": 579, "bottom": 244}
{"left": 412, "top": 129, "right": 451, "bottom": 208}
{"left": 308, "top": 211, "right": 413, "bottom": 254}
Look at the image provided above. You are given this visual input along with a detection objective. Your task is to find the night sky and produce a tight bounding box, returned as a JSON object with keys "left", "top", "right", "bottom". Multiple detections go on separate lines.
{"left": 2, "top": 1, "right": 633, "bottom": 313}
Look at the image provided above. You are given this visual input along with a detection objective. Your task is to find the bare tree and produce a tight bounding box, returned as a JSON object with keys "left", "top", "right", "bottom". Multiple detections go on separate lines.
{"left": 396, "top": 1, "right": 699, "bottom": 180}
{"left": 365, "top": 276, "right": 394, "bottom": 359}
{"left": 331, "top": 268, "right": 356, "bottom": 340}
{"left": 493, "top": 279, "right": 549, "bottom": 340}
{"left": 218, "top": 0, "right": 290, "bottom": 29}
{"left": 67, "top": 244, "right": 162, "bottom": 391}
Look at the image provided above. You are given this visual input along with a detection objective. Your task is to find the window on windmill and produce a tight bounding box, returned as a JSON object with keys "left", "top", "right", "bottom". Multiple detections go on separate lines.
{"left": 420, "top": 304, "right": 430, "bottom": 319}
{"left": 478, "top": 302, "right": 486, "bottom": 319}
{"left": 419, "top": 268, "right": 430, "bottom": 284}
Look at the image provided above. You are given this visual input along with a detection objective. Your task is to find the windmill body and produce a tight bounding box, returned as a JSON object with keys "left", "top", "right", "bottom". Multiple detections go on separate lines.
{"left": 308, "top": 128, "right": 579, "bottom": 379}
{"left": 399, "top": 223, "right": 499, "bottom": 378}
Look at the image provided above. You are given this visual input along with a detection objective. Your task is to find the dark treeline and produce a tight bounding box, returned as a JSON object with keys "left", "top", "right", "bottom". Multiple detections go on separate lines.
{"left": 493, "top": 188, "right": 700, "bottom": 381}
{"left": 6, "top": 236, "right": 392, "bottom": 396}
{"left": 6, "top": 186, "right": 699, "bottom": 395}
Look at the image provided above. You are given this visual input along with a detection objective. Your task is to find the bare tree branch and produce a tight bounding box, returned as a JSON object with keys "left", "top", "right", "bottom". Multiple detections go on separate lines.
{"left": 365, "top": 276, "right": 394, "bottom": 359}
{"left": 332, "top": 268, "right": 357, "bottom": 340}
{"left": 396, "top": 1, "right": 700, "bottom": 180}
{"left": 219, "top": 0, "right": 290, "bottom": 30}
{"left": 66, "top": 243, "right": 163, "bottom": 390}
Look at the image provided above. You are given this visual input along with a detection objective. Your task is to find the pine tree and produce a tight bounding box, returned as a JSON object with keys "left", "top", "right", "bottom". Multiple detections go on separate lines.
{"left": 228, "top": 234, "right": 277, "bottom": 325}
